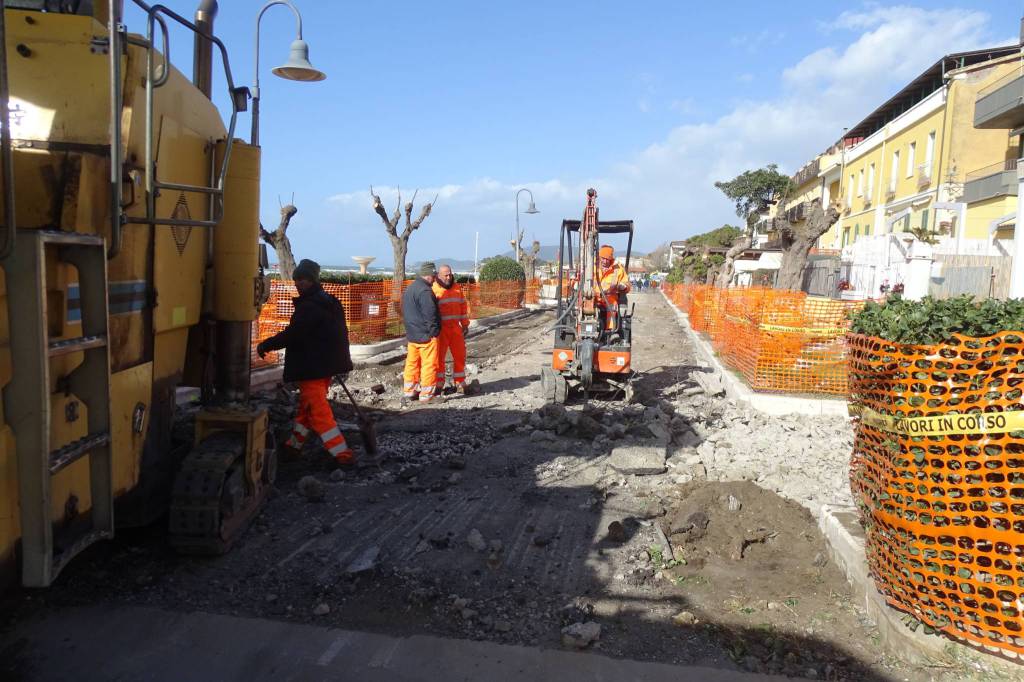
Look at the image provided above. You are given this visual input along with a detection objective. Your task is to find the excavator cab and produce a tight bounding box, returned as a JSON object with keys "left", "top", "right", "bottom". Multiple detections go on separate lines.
{"left": 541, "top": 189, "right": 635, "bottom": 403}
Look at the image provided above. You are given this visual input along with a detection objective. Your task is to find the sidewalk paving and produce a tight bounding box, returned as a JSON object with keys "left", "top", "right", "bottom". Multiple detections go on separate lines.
{"left": 5, "top": 605, "right": 809, "bottom": 682}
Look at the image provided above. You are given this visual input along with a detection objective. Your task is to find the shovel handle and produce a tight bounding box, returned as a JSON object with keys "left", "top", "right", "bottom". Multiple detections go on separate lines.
{"left": 335, "top": 376, "right": 365, "bottom": 420}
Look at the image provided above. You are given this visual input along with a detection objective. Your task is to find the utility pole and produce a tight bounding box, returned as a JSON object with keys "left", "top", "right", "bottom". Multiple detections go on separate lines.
{"left": 474, "top": 231, "right": 479, "bottom": 279}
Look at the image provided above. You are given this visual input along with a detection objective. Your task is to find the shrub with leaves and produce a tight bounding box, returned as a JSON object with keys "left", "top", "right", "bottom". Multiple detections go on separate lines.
{"left": 480, "top": 256, "right": 525, "bottom": 283}
{"left": 849, "top": 295, "right": 1024, "bottom": 344}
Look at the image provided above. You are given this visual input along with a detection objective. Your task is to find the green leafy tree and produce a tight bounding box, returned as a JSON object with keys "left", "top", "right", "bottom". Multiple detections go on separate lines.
{"left": 479, "top": 256, "right": 525, "bottom": 282}
{"left": 686, "top": 225, "right": 743, "bottom": 248}
{"left": 714, "top": 164, "right": 794, "bottom": 229}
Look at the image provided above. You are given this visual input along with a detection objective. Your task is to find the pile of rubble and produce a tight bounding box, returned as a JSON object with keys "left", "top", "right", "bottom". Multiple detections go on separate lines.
{"left": 516, "top": 383, "right": 854, "bottom": 519}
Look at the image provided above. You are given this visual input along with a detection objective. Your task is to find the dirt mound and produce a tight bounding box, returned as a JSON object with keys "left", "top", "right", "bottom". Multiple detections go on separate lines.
{"left": 660, "top": 481, "right": 828, "bottom": 595}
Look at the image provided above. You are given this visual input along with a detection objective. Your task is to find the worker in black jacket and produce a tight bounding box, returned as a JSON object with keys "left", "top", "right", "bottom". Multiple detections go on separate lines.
{"left": 401, "top": 261, "right": 441, "bottom": 402}
{"left": 256, "top": 259, "right": 355, "bottom": 464}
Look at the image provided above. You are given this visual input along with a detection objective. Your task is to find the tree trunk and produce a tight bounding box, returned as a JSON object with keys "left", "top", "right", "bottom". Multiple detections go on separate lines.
{"left": 715, "top": 235, "right": 752, "bottom": 288}
{"left": 260, "top": 204, "right": 298, "bottom": 277}
{"left": 271, "top": 235, "right": 296, "bottom": 278}
{"left": 773, "top": 200, "right": 841, "bottom": 291}
{"left": 390, "top": 237, "right": 408, "bottom": 306}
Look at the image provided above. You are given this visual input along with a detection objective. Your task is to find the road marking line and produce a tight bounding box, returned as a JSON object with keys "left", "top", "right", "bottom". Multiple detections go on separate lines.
{"left": 316, "top": 632, "right": 354, "bottom": 666}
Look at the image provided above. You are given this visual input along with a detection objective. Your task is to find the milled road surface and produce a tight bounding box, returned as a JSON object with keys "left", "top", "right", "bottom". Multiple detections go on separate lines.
{"left": 0, "top": 292, "right": 978, "bottom": 681}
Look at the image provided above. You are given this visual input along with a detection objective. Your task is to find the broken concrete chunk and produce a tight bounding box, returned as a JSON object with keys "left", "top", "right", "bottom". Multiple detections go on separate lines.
{"left": 466, "top": 528, "right": 487, "bottom": 552}
{"left": 297, "top": 475, "right": 326, "bottom": 502}
{"left": 312, "top": 603, "right": 330, "bottom": 616}
{"left": 727, "top": 495, "right": 742, "bottom": 512}
{"left": 561, "top": 621, "right": 601, "bottom": 649}
{"left": 345, "top": 545, "right": 381, "bottom": 575}
{"left": 672, "top": 610, "right": 697, "bottom": 626}
{"left": 608, "top": 444, "right": 668, "bottom": 476}
{"left": 370, "top": 383, "right": 386, "bottom": 394}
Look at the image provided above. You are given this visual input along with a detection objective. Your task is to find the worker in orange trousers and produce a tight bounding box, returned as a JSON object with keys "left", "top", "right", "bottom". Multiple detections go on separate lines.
{"left": 257, "top": 259, "right": 355, "bottom": 465}
{"left": 432, "top": 264, "right": 471, "bottom": 394}
{"left": 401, "top": 262, "right": 442, "bottom": 402}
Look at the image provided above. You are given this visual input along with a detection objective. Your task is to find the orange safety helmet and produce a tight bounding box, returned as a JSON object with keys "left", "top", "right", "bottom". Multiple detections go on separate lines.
{"left": 599, "top": 245, "right": 614, "bottom": 260}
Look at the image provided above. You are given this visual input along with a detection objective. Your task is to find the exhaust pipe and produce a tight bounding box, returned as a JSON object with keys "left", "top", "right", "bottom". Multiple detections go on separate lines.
{"left": 193, "top": 0, "right": 217, "bottom": 98}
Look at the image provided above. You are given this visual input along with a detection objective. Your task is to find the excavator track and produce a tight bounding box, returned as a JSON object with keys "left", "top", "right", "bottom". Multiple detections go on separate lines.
{"left": 168, "top": 432, "right": 270, "bottom": 555}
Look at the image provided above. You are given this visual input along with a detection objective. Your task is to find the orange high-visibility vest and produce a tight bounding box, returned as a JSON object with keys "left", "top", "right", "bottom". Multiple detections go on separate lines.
{"left": 599, "top": 263, "right": 630, "bottom": 307}
{"left": 432, "top": 281, "right": 470, "bottom": 329}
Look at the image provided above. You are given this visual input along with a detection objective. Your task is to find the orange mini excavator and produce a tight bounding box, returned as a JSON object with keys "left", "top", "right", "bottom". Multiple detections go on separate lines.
{"left": 541, "top": 189, "right": 635, "bottom": 403}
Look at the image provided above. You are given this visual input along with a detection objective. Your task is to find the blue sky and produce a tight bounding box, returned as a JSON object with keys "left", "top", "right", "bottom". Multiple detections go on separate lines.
{"left": 125, "top": 1, "right": 1021, "bottom": 266}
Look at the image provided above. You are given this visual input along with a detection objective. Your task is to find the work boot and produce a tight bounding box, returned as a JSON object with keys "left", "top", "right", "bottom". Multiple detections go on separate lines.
{"left": 277, "top": 442, "right": 303, "bottom": 462}
{"left": 334, "top": 448, "right": 356, "bottom": 467}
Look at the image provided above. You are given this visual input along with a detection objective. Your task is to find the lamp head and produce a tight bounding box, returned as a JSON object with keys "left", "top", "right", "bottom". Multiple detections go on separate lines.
{"left": 272, "top": 39, "right": 326, "bottom": 82}
{"left": 525, "top": 201, "right": 539, "bottom": 214}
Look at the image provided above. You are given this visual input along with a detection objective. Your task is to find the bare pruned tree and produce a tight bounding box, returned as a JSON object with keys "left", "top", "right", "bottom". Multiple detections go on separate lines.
{"left": 522, "top": 239, "right": 541, "bottom": 280}
{"left": 260, "top": 199, "right": 298, "bottom": 277}
{"left": 371, "top": 186, "right": 437, "bottom": 301}
{"left": 771, "top": 199, "right": 842, "bottom": 290}
{"left": 715, "top": 234, "right": 753, "bottom": 288}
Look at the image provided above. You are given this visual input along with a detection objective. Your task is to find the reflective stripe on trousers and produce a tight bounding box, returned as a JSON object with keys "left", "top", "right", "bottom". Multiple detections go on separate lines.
{"left": 404, "top": 338, "right": 439, "bottom": 395}
{"left": 294, "top": 377, "right": 348, "bottom": 457}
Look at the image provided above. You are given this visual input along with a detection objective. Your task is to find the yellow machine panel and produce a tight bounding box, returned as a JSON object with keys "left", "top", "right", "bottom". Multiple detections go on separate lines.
{"left": 110, "top": 362, "right": 153, "bottom": 495}
{"left": 0, "top": 2, "right": 272, "bottom": 588}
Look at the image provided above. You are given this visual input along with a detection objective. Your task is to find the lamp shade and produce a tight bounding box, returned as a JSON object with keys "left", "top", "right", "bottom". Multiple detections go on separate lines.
{"left": 525, "top": 201, "right": 539, "bottom": 214}
{"left": 272, "top": 39, "right": 326, "bottom": 82}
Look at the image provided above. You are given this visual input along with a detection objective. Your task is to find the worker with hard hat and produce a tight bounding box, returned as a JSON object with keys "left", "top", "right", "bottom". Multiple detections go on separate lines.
{"left": 256, "top": 259, "right": 355, "bottom": 465}
{"left": 598, "top": 245, "right": 630, "bottom": 330}
{"left": 432, "top": 264, "right": 471, "bottom": 394}
{"left": 402, "top": 262, "right": 442, "bottom": 403}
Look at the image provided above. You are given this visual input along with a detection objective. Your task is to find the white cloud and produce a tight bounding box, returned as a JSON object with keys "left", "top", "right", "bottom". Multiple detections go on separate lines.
{"left": 300, "top": 5, "right": 1008, "bottom": 265}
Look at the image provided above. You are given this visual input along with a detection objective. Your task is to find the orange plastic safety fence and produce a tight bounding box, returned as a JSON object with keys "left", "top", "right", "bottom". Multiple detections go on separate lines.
{"left": 254, "top": 278, "right": 533, "bottom": 365}
{"left": 848, "top": 332, "right": 1024, "bottom": 655}
{"left": 662, "top": 284, "right": 863, "bottom": 396}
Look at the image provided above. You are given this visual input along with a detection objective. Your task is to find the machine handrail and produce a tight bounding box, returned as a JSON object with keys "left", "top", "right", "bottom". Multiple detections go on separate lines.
{"left": 120, "top": 1, "right": 240, "bottom": 233}
{"left": 0, "top": 0, "right": 16, "bottom": 261}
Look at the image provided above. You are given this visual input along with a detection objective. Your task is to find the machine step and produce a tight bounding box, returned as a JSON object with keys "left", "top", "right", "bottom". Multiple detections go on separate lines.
{"left": 48, "top": 432, "right": 111, "bottom": 475}
{"left": 51, "top": 529, "right": 114, "bottom": 577}
{"left": 48, "top": 334, "right": 107, "bottom": 357}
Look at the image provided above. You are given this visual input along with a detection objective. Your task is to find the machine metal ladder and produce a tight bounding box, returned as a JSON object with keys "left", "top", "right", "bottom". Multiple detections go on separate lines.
{"left": 3, "top": 230, "right": 113, "bottom": 586}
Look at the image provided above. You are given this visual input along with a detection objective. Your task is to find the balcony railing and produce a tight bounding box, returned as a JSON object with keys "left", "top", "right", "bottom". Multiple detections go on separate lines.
{"left": 963, "top": 158, "right": 1020, "bottom": 204}
{"left": 975, "top": 67, "right": 1024, "bottom": 130}
{"left": 791, "top": 158, "right": 821, "bottom": 188}
{"left": 784, "top": 201, "right": 807, "bottom": 222}
{"left": 917, "top": 163, "right": 932, "bottom": 189}
{"left": 965, "top": 157, "right": 1019, "bottom": 181}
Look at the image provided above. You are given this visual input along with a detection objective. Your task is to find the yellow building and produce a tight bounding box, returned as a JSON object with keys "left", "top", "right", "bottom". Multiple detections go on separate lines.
{"left": 814, "top": 45, "right": 1021, "bottom": 253}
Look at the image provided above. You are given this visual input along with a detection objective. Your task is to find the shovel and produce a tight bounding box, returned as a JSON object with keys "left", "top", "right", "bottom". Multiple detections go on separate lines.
{"left": 334, "top": 376, "right": 379, "bottom": 457}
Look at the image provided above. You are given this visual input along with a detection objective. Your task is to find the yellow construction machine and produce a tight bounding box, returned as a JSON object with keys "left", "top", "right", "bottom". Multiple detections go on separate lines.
{"left": 0, "top": 0, "right": 297, "bottom": 587}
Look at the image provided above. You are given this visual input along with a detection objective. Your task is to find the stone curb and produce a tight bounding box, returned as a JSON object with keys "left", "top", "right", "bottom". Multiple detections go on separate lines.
{"left": 659, "top": 290, "right": 847, "bottom": 417}
{"left": 819, "top": 505, "right": 1022, "bottom": 671}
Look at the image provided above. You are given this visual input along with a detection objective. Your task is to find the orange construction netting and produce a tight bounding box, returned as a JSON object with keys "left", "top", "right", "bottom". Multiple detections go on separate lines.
{"left": 848, "top": 332, "right": 1024, "bottom": 655}
{"left": 661, "top": 283, "right": 863, "bottom": 396}
{"left": 253, "top": 278, "right": 538, "bottom": 367}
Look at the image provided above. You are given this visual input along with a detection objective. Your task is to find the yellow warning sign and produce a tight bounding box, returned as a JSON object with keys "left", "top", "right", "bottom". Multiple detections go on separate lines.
{"left": 849, "top": 405, "right": 1024, "bottom": 436}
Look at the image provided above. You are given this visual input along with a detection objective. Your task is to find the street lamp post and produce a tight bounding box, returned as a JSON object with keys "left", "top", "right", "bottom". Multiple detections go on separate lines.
{"left": 252, "top": 0, "right": 326, "bottom": 146}
{"left": 514, "top": 188, "right": 539, "bottom": 263}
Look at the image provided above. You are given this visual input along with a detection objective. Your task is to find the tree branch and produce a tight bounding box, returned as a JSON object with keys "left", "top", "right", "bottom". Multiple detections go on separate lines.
{"left": 371, "top": 185, "right": 400, "bottom": 237}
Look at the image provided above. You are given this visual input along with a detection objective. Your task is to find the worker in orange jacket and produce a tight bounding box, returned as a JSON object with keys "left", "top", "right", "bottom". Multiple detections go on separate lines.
{"left": 598, "top": 245, "right": 630, "bottom": 330}
{"left": 432, "top": 264, "right": 471, "bottom": 394}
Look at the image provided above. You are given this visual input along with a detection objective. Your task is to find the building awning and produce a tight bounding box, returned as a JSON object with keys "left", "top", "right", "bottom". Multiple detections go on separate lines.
{"left": 734, "top": 252, "right": 783, "bottom": 272}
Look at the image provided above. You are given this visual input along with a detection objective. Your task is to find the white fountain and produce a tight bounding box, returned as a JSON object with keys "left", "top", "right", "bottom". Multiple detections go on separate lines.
{"left": 351, "top": 256, "right": 376, "bottom": 274}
